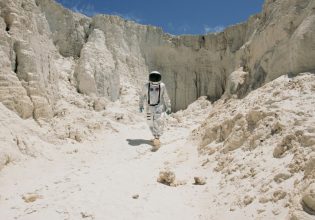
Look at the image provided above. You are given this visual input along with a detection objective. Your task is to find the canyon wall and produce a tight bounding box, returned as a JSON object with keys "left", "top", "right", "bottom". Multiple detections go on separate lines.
{"left": 0, "top": 0, "right": 315, "bottom": 118}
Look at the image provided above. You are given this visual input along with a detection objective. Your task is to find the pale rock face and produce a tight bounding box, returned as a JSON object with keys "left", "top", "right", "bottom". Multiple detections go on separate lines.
{"left": 289, "top": 15, "right": 315, "bottom": 75}
{"left": 35, "top": 0, "right": 91, "bottom": 58}
{"left": 0, "top": 1, "right": 314, "bottom": 219}
{"left": 89, "top": 15, "right": 154, "bottom": 99}
{"left": 0, "top": 0, "right": 61, "bottom": 120}
{"left": 1, "top": 0, "right": 315, "bottom": 116}
{"left": 75, "top": 29, "right": 119, "bottom": 100}
{"left": 0, "top": 103, "right": 46, "bottom": 170}
{"left": 224, "top": 67, "right": 249, "bottom": 98}
{"left": 192, "top": 73, "right": 315, "bottom": 218}
{"left": 0, "top": 2, "right": 34, "bottom": 118}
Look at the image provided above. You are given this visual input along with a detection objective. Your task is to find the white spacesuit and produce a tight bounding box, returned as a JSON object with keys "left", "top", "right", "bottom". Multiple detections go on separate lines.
{"left": 139, "top": 71, "right": 171, "bottom": 151}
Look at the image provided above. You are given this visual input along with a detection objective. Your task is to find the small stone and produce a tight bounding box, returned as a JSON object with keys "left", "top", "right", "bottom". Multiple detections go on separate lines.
{"left": 93, "top": 98, "right": 107, "bottom": 111}
{"left": 273, "top": 134, "right": 296, "bottom": 158}
{"left": 75, "top": 134, "right": 82, "bottom": 142}
{"left": 272, "top": 190, "right": 287, "bottom": 202}
{"left": 114, "top": 113, "right": 124, "bottom": 121}
{"left": 194, "top": 177, "right": 207, "bottom": 185}
{"left": 207, "top": 148, "right": 216, "bottom": 155}
{"left": 243, "top": 195, "right": 255, "bottom": 206}
{"left": 22, "top": 193, "right": 42, "bottom": 203}
{"left": 132, "top": 194, "right": 139, "bottom": 199}
{"left": 201, "top": 159, "right": 210, "bottom": 166}
{"left": 272, "top": 208, "right": 281, "bottom": 215}
{"left": 157, "top": 170, "right": 176, "bottom": 186}
{"left": 80, "top": 212, "right": 94, "bottom": 219}
{"left": 257, "top": 209, "right": 265, "bottom": 214}
{"left": 260, "top": 184, "right": 270, "bottom": 193}
{"left": 273, "top": 172, "right": 291, "bottom": 183}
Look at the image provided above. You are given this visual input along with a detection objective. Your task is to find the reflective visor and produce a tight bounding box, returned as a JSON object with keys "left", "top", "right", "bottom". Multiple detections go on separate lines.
{"left": 149, "top": 73, "right": 161, "bottom": 82}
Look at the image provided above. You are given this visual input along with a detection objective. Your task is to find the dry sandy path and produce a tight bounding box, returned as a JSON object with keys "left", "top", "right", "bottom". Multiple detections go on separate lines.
{"left": 0, "top": 117, "right": 212, "bottom": 220}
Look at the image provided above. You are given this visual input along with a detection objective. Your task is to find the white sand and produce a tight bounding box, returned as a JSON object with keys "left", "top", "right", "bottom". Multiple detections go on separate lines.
{"left": 0, "top": 98, "right": 214, "bottom": 220}
{"left": 0, "top": 74, "right": 314, "bottom": 220}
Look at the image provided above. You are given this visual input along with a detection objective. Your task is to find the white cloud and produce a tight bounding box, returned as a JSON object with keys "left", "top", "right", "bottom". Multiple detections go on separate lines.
{"left": 204, "top": 25, "right": 225, "bottom": 34}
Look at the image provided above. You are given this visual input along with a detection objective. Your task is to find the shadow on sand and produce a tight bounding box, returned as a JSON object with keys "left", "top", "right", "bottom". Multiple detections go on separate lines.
{"left": 126, "top": 139, "right": 153, "bottom": 146}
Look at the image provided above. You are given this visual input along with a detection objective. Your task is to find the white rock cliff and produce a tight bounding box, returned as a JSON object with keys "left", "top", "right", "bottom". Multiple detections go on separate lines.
{"left": 0, "top": 0, "right": 314, "bottom": 219}
{"left": 1, "top": 0, "right": 315, "bottom": 116}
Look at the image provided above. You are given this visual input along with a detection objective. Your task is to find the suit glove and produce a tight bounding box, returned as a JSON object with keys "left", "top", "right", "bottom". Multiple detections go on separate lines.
{"left": 166, "top": 108, "right": 171, "bottom": 115}
{"left": 139, "top": 106, "right": 144, "bottom": 113}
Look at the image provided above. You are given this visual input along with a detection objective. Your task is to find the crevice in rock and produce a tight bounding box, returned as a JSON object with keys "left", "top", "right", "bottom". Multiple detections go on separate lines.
{"left": 221, "top": 69, "right": 227, "bottom": 95}
{"left": 14, "top": 53, "right": 18, "bottom": 74}
{"left": 193, "top": 71, "right": 198, "bottom": 99}
{"left": 3, "top": 15, "right": 11, "bottom": 33}
{"left": 174, "top": 72, "right": 178, "bottom": 109}
{"left": 76, "top": 87, "right": 82, "bottom": 94}
{"left": 84, "top": 23, "right": 93, "bottom": 43}
{"left": 84, "top": 32, "right": 89, "bottom": 43}
{"left": 199, "top": 36, "right": 206, "bottom": 49}
{"left": 18, "top": 82, "right": 39, "bottom": 123}
{"left": 12, "top": 42, "right": 19, "bottom": 74}
{"left": 194, "top": 71, "right": 201, "bottom": 99}
{"left": 11, "top": 42, "right": 39, "bottom": 122}
{"left": 251, "top": 65, "right": 267, "bottom": 90}
{"left": 27, "top": 93, "right": 38, "bottom": 123}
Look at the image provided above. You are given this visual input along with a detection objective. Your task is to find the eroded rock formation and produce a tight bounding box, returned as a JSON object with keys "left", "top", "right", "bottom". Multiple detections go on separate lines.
{"left": 1, "top": 0, "right": 315, "bottom": 116}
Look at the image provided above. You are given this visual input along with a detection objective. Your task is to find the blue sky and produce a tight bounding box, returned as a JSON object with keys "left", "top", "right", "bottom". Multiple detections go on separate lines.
{"left": 56, "top": 0, "right": 265, "bottom": 35}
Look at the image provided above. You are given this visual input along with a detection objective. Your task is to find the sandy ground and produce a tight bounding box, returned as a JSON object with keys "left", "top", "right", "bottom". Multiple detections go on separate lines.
{"left": 1, "top": 74, "right": 314, "bottom": 220}
{"left": 0, "top": 109, "right": 214, "bottom": 220}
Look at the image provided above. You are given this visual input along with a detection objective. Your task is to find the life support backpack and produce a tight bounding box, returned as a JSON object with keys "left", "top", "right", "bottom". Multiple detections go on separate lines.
{"left": 148, "top": 83, "right": 161, "bottom": 106}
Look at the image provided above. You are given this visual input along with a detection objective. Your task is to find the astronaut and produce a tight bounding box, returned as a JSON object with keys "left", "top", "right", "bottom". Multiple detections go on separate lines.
{"left": 139, "top": 71, "right": 171, "bottom": 151}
